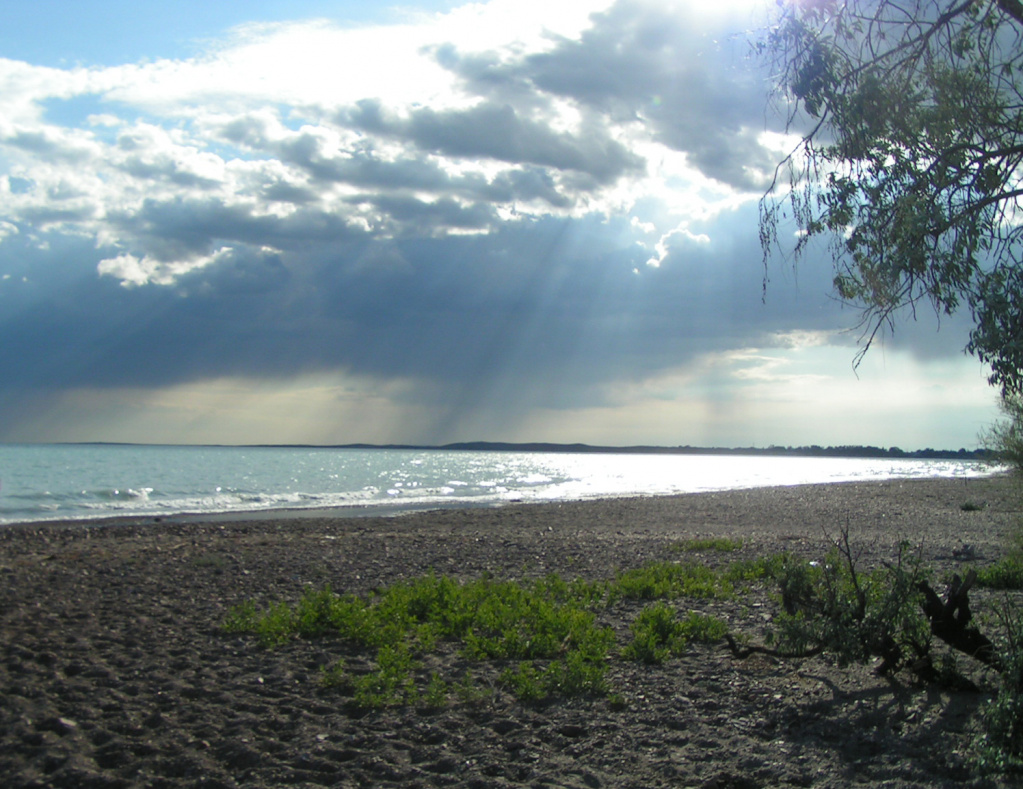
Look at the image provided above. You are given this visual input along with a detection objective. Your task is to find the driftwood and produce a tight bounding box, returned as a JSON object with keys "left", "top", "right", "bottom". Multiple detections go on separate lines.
{"left": 917, "top": 570, "right": 1002, "bottom": 672}
{"left": 726, "top": 548, "right": 1004, "bottom": 681}
{"left": 723, "top": 633, "right": 824, "bottom": 660}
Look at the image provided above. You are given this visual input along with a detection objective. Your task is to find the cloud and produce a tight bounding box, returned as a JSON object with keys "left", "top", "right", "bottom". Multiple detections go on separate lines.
{"left": 0, "top": 202, "right": 858, "bottom": 396}
{"left": 436, "top": 0, "right": 778, "bottom": 190}
{"left": 0, "top": 1, "right": 774, "bottom": 265}
{"left": 344, "top": 99, "right": 645, "bottom": 184}
{"left": 97, "top": 246, "right": 238, "bottom": 287}
{"left": 0, "top": 0, "right": 997, "bottom": 445}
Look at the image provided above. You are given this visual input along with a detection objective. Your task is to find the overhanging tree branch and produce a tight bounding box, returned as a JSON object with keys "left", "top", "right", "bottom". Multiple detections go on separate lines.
{"left": 759, "top": 0, "right": 1023, "bottom": 393}
{"left": 996, "top": 0, "right": 1023, "bottom": 27}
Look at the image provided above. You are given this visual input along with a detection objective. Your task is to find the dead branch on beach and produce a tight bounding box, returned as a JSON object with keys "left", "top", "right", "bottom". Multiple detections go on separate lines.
{"left": 918, "top": 570, "right": 1002, "bottom": 672}
{"left": 725, "top": 530, "right": 1006, "bottom": 682}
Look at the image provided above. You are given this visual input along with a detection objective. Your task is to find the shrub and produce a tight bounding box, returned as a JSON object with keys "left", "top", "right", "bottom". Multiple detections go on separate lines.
{"left": 723, "top": 554, "right": 789, "bottom": 586}
{"left": 977, "top": 556, "right": 1023, "bottom": 591}
{"left": 543, "top": 649, "right": 609, "bottom": 697}
{"left": 974, "top": 618, "right": 1023, "bottom": 775}
{"left": 680, "top": 610, "right": 730, "bottom": 643}
{"left": 223, "top": 600, "right": 297, "bottom": 648}
{"left": 622, "top": 602, "right": 681, "bottom": 664}
{"left": 622, "top": 603, "right": 728, "bottom": 664}
{"left": 453, "top": 670, "right": 490, "bottom": 705}
{"left": 458, "top": 580, "right": 613, "bottom": 661}
{"left": 608, "top": 561, "right": 728, "bottom": 603}
{"left": 222, "top": 600, "right": 260, "bottom": 635}
{"left": 223, "top": 569, "right": 613, "bottom": 705}
{"left": 499, "top": 650, "right": 608, "bottom": 702}
{"left": 420, "top": 672, "right": 449, "bottom": 710}
{"left": 768, "top": 535, "right": 930, "bottom": 672}
{"left": 500, "top": 661, "right": 547, "bottom": 702}
{"left": 320, "top": 659, "right": 348, "bottom": 689}
{"left": 352, "top": 643, "right": 420, "bottom": 709}
{"left": 676, "top": 537, "right": 743, "bottom": 553}
{"left": 984, "top": 393, "right": 1023, "bottom": 473}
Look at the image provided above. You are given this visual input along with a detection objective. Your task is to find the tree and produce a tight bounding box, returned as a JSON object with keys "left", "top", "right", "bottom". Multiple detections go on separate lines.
{"left": 758, "top": 0, "right": 1023, "bottom": 394}
{"left": 985, "top": 390, "right": 1023, "bottom": 469}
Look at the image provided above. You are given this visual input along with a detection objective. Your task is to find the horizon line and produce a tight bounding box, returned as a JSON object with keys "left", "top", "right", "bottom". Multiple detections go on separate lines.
{"left": 17, "top": 439, "right": 991, "bottom": 460}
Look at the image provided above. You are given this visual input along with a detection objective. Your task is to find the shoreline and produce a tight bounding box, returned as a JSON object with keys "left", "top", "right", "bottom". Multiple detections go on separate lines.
{"left": 0, "top": 467, "right": 1009, "bottom": 534}
{"left": 1, "top": 474, "right": 1020, "bottom": 788}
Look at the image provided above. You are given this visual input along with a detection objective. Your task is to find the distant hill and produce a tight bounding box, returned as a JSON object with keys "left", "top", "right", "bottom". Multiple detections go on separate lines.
{"left": 328, "top": 441, "right": 992, "bottom": 461}
{"left": 70, "top": 440, "right": 992, "bottom": 460}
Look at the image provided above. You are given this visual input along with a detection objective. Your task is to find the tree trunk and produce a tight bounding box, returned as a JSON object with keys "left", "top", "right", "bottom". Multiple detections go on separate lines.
{"left": 917, "top": 570, "right": 1002, "bottom": 671}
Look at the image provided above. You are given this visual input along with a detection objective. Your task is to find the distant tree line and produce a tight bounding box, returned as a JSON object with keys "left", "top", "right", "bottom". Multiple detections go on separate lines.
{"left": 332, "top": 442, "right": 992, "bottom": 461}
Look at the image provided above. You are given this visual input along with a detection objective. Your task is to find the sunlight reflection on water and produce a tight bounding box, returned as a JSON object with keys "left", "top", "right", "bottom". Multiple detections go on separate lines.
{"left": 0, "top": 444, "right": 994, "bottom": 525}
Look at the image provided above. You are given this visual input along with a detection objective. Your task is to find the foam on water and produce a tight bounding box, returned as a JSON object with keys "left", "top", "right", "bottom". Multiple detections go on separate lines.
{"left": 0, "top": 443, "right": 998, "bottom": 526}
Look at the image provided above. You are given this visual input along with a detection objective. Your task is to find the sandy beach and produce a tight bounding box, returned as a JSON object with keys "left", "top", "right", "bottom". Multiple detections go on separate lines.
{"left": 1, "top": 474, "right": 1020, "bottom": 788}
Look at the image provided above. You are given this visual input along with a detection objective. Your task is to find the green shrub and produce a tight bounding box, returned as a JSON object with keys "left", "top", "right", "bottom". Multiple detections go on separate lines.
{"left": 543, "top": 649, "right": 609, "bottom": 696}
{"left": 499, "top": 650, "right": 608, "bottom": 702}
{"left": 319, "top": 659, "right": 348, "bottom": 689}
{"left": 609, "top": 561, "right": 728, "bottom": 603}
{"left": 222, "top": 600, "right": 260, "bottom": 634}
{"left": 500, "top": 662, "right": 547, "bottom": 702}
{"left": 975, "top": 688, "right": 1023, "bottom": 775}
{"left": 622, "top": 603, "right": 679, "bottom": 664}
{"left": 453, "top": 670, "right": 490, "bottom": 705}
{"left": 420, "top": 672, "right": 449, "bottom": 710}
{"left": 458, "top": 580, "right": 613, "bottom": 661}
{"left": 676, "top": 537, "right": 743, "bottom": 553}
{"left": 977, "top": 556, "right": 1023, "bottom": 591}
{"left": 294, "top": 585, "right": 354, "bottom": 639}
{"left": 768, "top": 538, "right": 929, "bottom": 671}
{"left": 723, "top": 554, "right": 788, "bottom": 586}
{"left": 622, "top": 603, "right": 727, "bottom": 664}
{"left": 245, "top": 601, "right": 298, "bottom": 646}
{"left": 532, "top": 572, "right": 607, "bottom": 608}
{"left": 223, "top": 568, "right": 613, "bottom": 704}
{"left": 352, "top": 643, "right": 420, "bottom": 709}
{"left": 984, "top": 393, "right": 1023, "bottom": 473}
{"left": 974, "top": 624, "right": 1023, "bottom": 775}
{"left": 680, "top": 610, "right": 730, "bottom": 643}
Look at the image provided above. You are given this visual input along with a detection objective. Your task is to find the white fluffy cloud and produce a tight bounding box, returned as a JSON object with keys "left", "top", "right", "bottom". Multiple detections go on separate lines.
{"left": 0, "top": 0, "right": 771, "bottom": 283}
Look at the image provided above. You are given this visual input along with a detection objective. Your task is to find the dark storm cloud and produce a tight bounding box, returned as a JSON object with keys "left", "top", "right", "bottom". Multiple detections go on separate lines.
{"left": 259, "top": 178, "right": 319, "bottom": 205}
{"left": 106, "top": 197, "right": 367, "bottom": 261}
{"left": 0, "top": 194, "right": 979, "bottom": 445}
{"left": 119, "top": 155, "right": 222, "bottom": 189}
{"left": 217, "top": 113, "right": 575, "bottom": 209}
{"left": 0, "top": 204, "right": 843, "bottom": 396}
{"left": 343, "top": 99, "right": 644, "bottom": 185}
{"left": 435, "top": 1, "right": 778, "bottom": 190}
{"left": 17, "top": 203, "right": 97, "bottom": 226}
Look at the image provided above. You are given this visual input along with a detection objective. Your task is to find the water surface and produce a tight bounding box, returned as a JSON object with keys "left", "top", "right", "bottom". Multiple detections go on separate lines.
{"left": 0, "top": 443, "right": 994, "bottom": 525}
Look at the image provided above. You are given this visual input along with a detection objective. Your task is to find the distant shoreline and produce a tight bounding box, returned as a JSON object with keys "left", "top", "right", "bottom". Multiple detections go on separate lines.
{"left": 0, "top": 444, "right": 998, "bottom": 530}
{"left": 3, "top": 468, "right": 1008, "bottom": 532}
{"left": 53, "top": 440, "right": 992, "bottom": 461}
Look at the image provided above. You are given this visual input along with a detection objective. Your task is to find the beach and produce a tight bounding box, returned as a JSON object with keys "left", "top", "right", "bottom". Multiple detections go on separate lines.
{"left": 1, "top": 474, "right": 1020, "bottom": 788}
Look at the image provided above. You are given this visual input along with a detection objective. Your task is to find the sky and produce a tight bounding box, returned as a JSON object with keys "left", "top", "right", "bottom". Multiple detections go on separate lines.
{"left": 0, "top": 0, "right": 1001, "bottom": 449}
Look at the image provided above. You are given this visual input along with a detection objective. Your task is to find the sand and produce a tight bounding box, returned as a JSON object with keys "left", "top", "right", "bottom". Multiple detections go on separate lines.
{"left": 1, "top": 474, "right": 1020, "bottom": 788}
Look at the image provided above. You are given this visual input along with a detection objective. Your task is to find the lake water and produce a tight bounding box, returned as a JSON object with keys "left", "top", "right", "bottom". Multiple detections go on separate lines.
{"left": 0, "top": 443, "right": 995, "bottom": 526}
